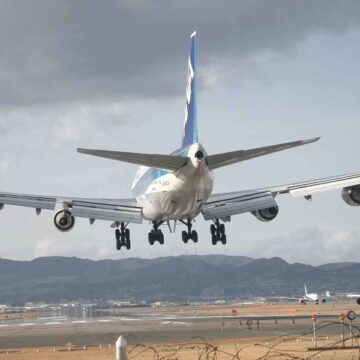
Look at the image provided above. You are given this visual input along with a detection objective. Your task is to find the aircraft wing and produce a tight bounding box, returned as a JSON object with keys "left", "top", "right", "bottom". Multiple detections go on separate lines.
{"left": 0, "top": 192, "right": 142, "bottom": 224}
{"left": 202, "top": 171, "right": 360, "bottom": 220}
{"left": 206, "top": 137, "right": 320, "bottom": 170}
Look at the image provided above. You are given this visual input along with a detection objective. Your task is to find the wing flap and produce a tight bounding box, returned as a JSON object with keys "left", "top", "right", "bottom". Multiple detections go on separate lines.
{"left": 78, "top": 148, "right": 188, "bottom": 172}
{"left": 0, "top": 193, "right": 56, "bottom": 210}
{"left": 284, "top": 173, "right": 360, "bottom": 197}
{"left": 206, "top": 137, "right": 320, "bottom": 170}
{"left": 72, "top": 200, "right": 142, "bottom": 224}
{"left": 202, "top": 191, "right": 276, "bottom": 220}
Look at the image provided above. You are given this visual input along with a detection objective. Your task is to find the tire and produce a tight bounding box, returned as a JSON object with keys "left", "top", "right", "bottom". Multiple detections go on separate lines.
{"left": 210, "top": 224, "right": 216, "bottom": 236}
{"left": 221, "top": 234, "right": 227, "bottom": 245}
{"left": 115, "top": 229, "right": 121, "bottom": 241}
{"left": 191, "top": 230, "right": 198, "bottom": 243}
{"left": 116, "top": 238, "right": 121, "bottom": 250}
{"left": 126, "top": 239, "right": 131, "bottom": 250}
{"left": 148, "top": 232, "right": 154, "bottom": 245}
{"left": 158, "top": 231, "right": 164, "bottom": 245}
{"left": 182, "top": 231, "right": 188, "bottom": 243}
{"left": 125, "top": 228, "right": 130, "bottom": 239}
{"left": 219, "top": 224, "right": 225, "bottom": 235}
{"left": 211, "top": 235, "right": 217, "bottom": 245}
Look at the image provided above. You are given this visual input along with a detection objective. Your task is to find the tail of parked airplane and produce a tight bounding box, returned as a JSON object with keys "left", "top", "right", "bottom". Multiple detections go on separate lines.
{"left": 304, "top": 283, "right": 308, "bottom": 295}
{"left": 182, "top": 31, "right": 198, "bottom": 148}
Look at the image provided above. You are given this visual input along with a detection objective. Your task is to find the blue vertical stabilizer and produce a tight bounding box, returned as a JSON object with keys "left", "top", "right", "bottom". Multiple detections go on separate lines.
{"left": 182, "top": 31, "right": 198, "bottom": 147}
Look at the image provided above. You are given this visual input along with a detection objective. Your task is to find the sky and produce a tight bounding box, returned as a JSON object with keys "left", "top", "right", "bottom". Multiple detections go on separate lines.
{"left": 0, "top": 0, "right": 359, "bottom": 264}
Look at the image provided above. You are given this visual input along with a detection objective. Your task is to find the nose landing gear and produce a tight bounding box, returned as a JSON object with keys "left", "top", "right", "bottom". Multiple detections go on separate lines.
{"left": 180, "top": 219, "right": 198, "bottom": 243}
{"left": 210, "top": 219, "right": 226, "bottom": 245}
{"left": 115, "top": 222, "right": 131, "bottom": 250}
{"left": 148, "top": 221, "right": 165, "bottom": 245}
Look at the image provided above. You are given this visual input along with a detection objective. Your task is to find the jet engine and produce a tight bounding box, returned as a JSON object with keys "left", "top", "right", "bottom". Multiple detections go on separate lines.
{"left": 357, "top": 298, "right": 360, "bottom": 305}
{"left": 251, "top": 206, "right": 279, "bottom": 222}
{"left": 54, "top": 210, "right": 75, "bottom": 232}
{"left": 342, "top": 185, "right": 360, "bottom": 206}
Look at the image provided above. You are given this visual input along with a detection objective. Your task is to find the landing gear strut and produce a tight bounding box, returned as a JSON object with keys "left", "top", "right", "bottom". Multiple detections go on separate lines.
{"left": 180, "top": 219, "right": 198, "bottom": 243}
{"left": 148, "top": 221, "right": 164, "bottom": 245}
{"left": 210, "top": 219, "right": 226, "bottom": 245}
{"left": 115, "top": 222, "right": 130, "bottom": 250}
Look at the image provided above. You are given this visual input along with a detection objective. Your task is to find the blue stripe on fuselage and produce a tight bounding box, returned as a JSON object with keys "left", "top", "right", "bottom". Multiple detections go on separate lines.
{"left": 132, "top": 145, "right": 190, "bottom": 197}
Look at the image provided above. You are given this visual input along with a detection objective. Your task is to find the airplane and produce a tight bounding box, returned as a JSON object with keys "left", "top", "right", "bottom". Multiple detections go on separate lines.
{"left": 1, "top": 31, "right": 360, "bottom": 251}
{"left": 274, "top": 284, "right": 327, "bottom": 305}
{"left": 299, "top": 284, "right": 327, "bottom": 305}
{"left": 326, "top": 291, "right": 360, "bottom": 305}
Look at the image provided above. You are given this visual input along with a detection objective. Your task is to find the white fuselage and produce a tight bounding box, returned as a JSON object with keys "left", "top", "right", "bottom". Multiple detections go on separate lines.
{"left": 132, "top": 143, "right": 213, "bottom": 221}
{"left": 305, "top": 293, "right": 319, "bottom": 302}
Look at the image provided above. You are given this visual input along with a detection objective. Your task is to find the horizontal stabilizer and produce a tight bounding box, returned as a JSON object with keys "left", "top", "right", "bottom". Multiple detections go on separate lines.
{"left": 206, "top": 137, "right": 320, "bottom": 170}
{"left": 78, "top": 148, "right": 188, "bottom": 172}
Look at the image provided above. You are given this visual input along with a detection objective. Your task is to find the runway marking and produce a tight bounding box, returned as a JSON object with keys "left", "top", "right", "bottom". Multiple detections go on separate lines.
{"left": 19, "top": 323, "right": 34, "bottom": 326}
{"left": 45, "top": 322, "right": 61, "bottom": 325}
{"left": 97, "top": 319, "right": 114, "bottom": 323}
{"left": 160, "top": 321, "right": 191, "bottom": 326}
{"left": 72, "top": 320, "right": 87, "bottom": 324}
{"left": 0, "top": 324, "right": 9, "bottom": 327}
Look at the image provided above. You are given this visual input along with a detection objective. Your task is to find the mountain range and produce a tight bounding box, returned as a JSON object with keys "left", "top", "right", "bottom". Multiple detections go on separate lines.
{"left": 0, "top": 255, "right": 359, "bottom": 304}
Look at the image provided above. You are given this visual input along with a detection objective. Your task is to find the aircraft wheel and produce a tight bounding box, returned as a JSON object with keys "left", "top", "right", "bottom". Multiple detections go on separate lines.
{"left": 221, "top": 234, "right": 227, "bottom": 245}
{"left": 211, "top": 235, "right": 217, "bottom": 245}
{"left": 126, "top": 239, "right": 131, "bottom": 250}
{"left": 219, "top": 223, "right": 225, "bottom": 235}
{"left": 158, "top": 230, "right": 164, "bottom": 245}
{"left": 191, "top": 230, "right": 198, "bottom": 243}
{"left": 116, "top": 238, "right": 121, "bottom": 250}
{"left": 115, "top": 229, "right": 121, "bottom": 241}
{"left": 210, "top": 224, "right": 216, "bottom": 236}
{"left": 148, "top": 231, "right": 155, "bottom": 245}
{"left": 182, "top": 230, "right": 188, "bottom": 243}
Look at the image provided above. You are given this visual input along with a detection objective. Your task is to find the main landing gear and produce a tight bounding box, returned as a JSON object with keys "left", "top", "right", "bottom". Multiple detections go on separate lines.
{"left": 180, "top": 219, "right": 198, "bottom": 243}
{"left": 148, "top": 221, "right": 164, "bottom": 245}
{"left": 115, "top": 222, "right": 130, "bottom": 250}
{"left": 210, "top": 219, "right": 226, "bottom": 245}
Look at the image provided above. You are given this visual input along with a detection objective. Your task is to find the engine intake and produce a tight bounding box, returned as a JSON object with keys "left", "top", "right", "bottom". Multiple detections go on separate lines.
{"left": 54, "top": 210, "right": 75, "bottom": 232}
{"left": 342, "top": 185, "right": 360, "bottom": 206}
{"left": 251, "top": 206, "right": 279, "bottom": 222}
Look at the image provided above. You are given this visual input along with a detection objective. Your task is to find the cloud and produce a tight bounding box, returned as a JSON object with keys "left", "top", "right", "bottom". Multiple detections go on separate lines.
{"left": 0, "top": 101, "right": 129, "bottom": 152}
{"left": 0, "top": 0, "right": 359, "bottom": 105}
{"left": 251, "top": 227, "right": 360, "bottom": 265}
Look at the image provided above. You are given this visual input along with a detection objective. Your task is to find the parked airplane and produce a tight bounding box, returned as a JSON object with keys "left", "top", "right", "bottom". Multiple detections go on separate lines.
{"left": 274, "top": 284, "right": 327, "bottom": 305}
{"left": 1, "top": 31, "right": 360, "bottom": 251}
{"left": 326, "top": 291, "right": 360, "bottom": 305}
{"left": 299, "top": 284, "right": 327, "bottom": 305}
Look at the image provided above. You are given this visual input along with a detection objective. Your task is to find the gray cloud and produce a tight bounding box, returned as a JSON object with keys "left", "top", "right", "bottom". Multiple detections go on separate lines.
{"left": 0, "top": 0, "right": 359, "bottom": 105}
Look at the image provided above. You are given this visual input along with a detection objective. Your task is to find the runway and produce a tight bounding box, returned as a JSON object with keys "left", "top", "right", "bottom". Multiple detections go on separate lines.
{"left": 0, "top": 305, "right": 357, "bottom": 348}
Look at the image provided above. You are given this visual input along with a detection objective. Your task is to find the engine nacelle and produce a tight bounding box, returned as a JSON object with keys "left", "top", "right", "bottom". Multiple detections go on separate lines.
{"left": 357, "top": 298, "right": 360, "bottom": 305}
{"left": 321, "top": 298, "right": 326, "bottom": 303}
{"left": 342, "top": 185, "right": 360, "bottom": 206}
{"left": 251, "top": 206, "right": 279, "bottom": 222}
{"left": 299, "top": 299, "right": 306, "bottom": 304}
{"left": 54, "top": 210, "right": 75, "bottom": 232}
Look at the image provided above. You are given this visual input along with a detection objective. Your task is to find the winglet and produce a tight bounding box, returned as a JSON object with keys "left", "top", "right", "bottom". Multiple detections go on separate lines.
{"left": 302, "top": 137, "right": 321, "bottom": 144}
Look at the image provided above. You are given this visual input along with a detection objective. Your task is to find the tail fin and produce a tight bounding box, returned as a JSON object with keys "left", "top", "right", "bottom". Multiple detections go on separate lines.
{"left": 304, "top": 284, "right": 308, "bottom": 295}
{"left": 182, "top": 31, "right": 198, "bottom": 147}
